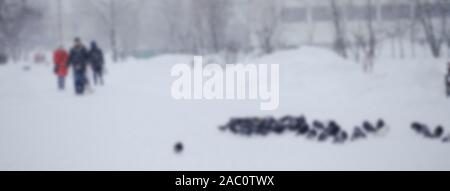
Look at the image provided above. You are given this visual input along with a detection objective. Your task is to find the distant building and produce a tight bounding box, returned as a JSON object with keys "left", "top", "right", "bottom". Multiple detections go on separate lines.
{"left": 281, "top": 0, "right": 417, "bottom": 23}
{"left": 277, "top": 0, "right": 449, "bottom": 47}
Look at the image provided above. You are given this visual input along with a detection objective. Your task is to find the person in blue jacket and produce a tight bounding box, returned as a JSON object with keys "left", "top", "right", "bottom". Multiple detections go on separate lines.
{"left": 68, "top": 37, "right": 90, "bottom": 95}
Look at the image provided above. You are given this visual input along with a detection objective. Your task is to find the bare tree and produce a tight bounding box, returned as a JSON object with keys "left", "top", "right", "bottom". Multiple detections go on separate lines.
{"left": 384, "top": 16, "right": 410, "bottom": 59}
{"left": 329, "top": 0, "right": 348, "bottom": 58}
{"left": 0, "top": 0, "right": 42, "bottom": 61}
{"left": 56, "top": 0, "right": 63, "bottom": 46}
{"left": 363, "top": 0, "right": 377, "bottom": 72}
{"left": 159, "top": 0, "right": 189, "bottom": 53}
{"left": 188, "top": 0, "right": 231, "bottom": 54}
{"left": 305, "top": 1, "right": 317, "bottom": 45}
{"left": 437, "top": 0, "right": 450, "bottom": 58}
{"left": 85, "top": 0, "right": 141, "bottom": 62}
{"left": 204, "top": 0, "right": 230, "bottom": 53}
{"left": 440, "top": 0, "right": 450, "bottom": 58}
{"left": 447, "top": 34, "right": 450, "bottom": 57}
{"left": 349, "top": 0, "right": 378, "bottom": 72}
{"left": 415, "top": 0, "right": 449, "bottom": 58}
{"left": 409, "top": 10, "right": 420, "bottom": 58}
{"left": 158, "top": 0, "right": 232, "bottom": 54}
{"left": 250, "top": 0, "right": 282, "bottom": 54}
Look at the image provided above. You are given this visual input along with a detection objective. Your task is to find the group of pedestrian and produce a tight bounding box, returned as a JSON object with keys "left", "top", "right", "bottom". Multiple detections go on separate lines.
{"left": 53, "top": 37, "right": 105, "bottom": 95}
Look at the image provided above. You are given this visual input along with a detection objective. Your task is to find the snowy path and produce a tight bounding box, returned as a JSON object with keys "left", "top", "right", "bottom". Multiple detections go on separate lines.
{"left": 1, "top": 48, "right": 450, "bottom": 170}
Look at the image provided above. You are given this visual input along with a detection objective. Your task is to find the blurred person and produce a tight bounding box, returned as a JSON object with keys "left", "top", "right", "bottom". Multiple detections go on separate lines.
{"left": 89, "top": 41, "right": 105, "bottom": 86}
{"left": 447, "top": 62, "right": 450, "bottom": 97}
{"left": 34, "top": 53, "right": 46, "bottom": 64}
{"left": 68, "top": 37, "right": 90, "bottom": 95}
{"left": 53, "top": 46, "right": 69, "bottom": 90}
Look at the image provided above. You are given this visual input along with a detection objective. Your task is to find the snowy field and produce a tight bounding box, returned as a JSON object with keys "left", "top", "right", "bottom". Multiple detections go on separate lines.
{"left": 1, "top": 47, "right": 450, "bottom": 171}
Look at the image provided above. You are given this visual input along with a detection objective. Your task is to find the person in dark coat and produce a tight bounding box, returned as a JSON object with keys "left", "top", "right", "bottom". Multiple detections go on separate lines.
{"left": 68, "top": 38, "right": 89, "bottom": 95}
{"left": 446, "top": 62, "right": 450, "bottom": 97}
{"left": 88, "top": 41, "right": 105, "bottom": 86}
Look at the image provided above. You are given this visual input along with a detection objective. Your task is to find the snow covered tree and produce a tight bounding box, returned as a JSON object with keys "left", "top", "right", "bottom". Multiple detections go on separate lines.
{"left": 440, "top": 0, "right": 450, "bottom": 58}
{"left": 86, "top": 0, "right": 142, "bottom": 62}
{"left": 381, "top": 3, "right": 412, "bottom": 59}
{"left": 329, "top": 0, "right": 348, "bottom": 58}
{"left": 188, "top": 0, "right": 231, "bottom": 54}
{"left": 158, "top": 0, "right": 232, "bottom": 55}
{"left": 414, "top": 0, "right": 450, "bottom": 58}
{"left": 250, "top": 0, "right": 283, "bottom": 54}
{"left": 203, "top": 0, "right": 230, "bottom": 53}
{"left": 348, "top": 0, "right": 379, "bottom": 73}
{"left": 158, "top": 0, "right": 188, "bottom": 53}
{"left": 0, "top": 0, "right": 42, "bottom": 61}
{"left": 362, "top": 0, "right": 377, "bottom": 72}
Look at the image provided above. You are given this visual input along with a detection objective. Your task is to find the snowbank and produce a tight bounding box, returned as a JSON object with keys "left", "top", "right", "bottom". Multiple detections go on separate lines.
{"left": 0, "top": 46, "right": 449, "bottom": 170}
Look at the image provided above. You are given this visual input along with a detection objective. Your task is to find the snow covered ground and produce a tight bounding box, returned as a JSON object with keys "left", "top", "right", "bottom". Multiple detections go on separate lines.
{"left": 1, "top": 47, "right": 450, "bottom": 171}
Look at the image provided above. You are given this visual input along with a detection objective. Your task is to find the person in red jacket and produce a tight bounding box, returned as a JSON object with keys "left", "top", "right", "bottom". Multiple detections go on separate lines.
{"left": 53, "top": 47, "right": 69, "bottom": 90}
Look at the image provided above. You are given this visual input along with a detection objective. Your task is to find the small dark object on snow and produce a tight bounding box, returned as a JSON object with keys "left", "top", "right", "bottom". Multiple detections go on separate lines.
{"left": 306, "top": 129, "right": 318, "bottom": 139}
{"left": 411, "top": 122, "right": 434, "bottom": 138}
{"left": 313, "top": 120, "right": 326, "bottom": 130}
{"left": 219, "top": 125, "right": 228, "bottom": 132}
{"left": 174, "top": 142, "right": 184, "bottom": 154}
{"left": 433, "top": 126, "right": 444, "bottom": 138}
{"left": 363, "top": 121, "right": 376, "bottom": 133}
{"left": 325, "top": 120, "right": 341, "bottom": 136}
{"left": 255, "top": 119, "right": 270, "bottom": 136}
{"left": 442, "top": 135, "right": 450, "bottom": 143}
{"left": 272, "top": 122, "right": 285, "bottom": 134}
{"left": 236, "top": 118, "right": 255, "bottom": 136}
{"left": 296, "top": 116, "right": 307, "bottom": 125}
{"left": 295, "top": 116, "right": 309, "bottom": 134}
{"left": 280, "top": 116, "right": 296, "bottom": 131}
{"left": 263, "top": 117, "right": 277, "bottom": 132}
{"left": 297, "top": 125, "right": 309, "bottom": 135}
{"left": 228, "top": 124, "right": 238, "bottom": 134}
{"left": 318, "top": 132, "right": 329, "bottom": 142}
{"left": 296, "top": 117, "right": 310, "bottom": 135}
{"left": 240, "top": 125, "right": 253, "bottom": 136}
{"left": 351, "top": 127, "right": 366, "bottom": 141}
{"left": 334, "top": 131, "right": 348, "bottom": 144}
{"left": 411, "top": 122, "right": 424, "bottom": 133}
{"left": 422, "top": 127, "right": 434, "bottom": 138}
{"left": 23, "top": 66, "right": 31, "bottom": 71}
{"left": 227, "top": 118, "right": 255, "bottom": 136}
{"left": 376, "top": 119, "right": 385, "bottom": 129}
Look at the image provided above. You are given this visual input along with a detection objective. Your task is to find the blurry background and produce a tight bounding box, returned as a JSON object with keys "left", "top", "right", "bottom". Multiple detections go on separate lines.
{"left": 1, "top": 0, "right": 450, "bottom": 65}
{"left": 1, "top": 0, "right": 450, "bottom": 171}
